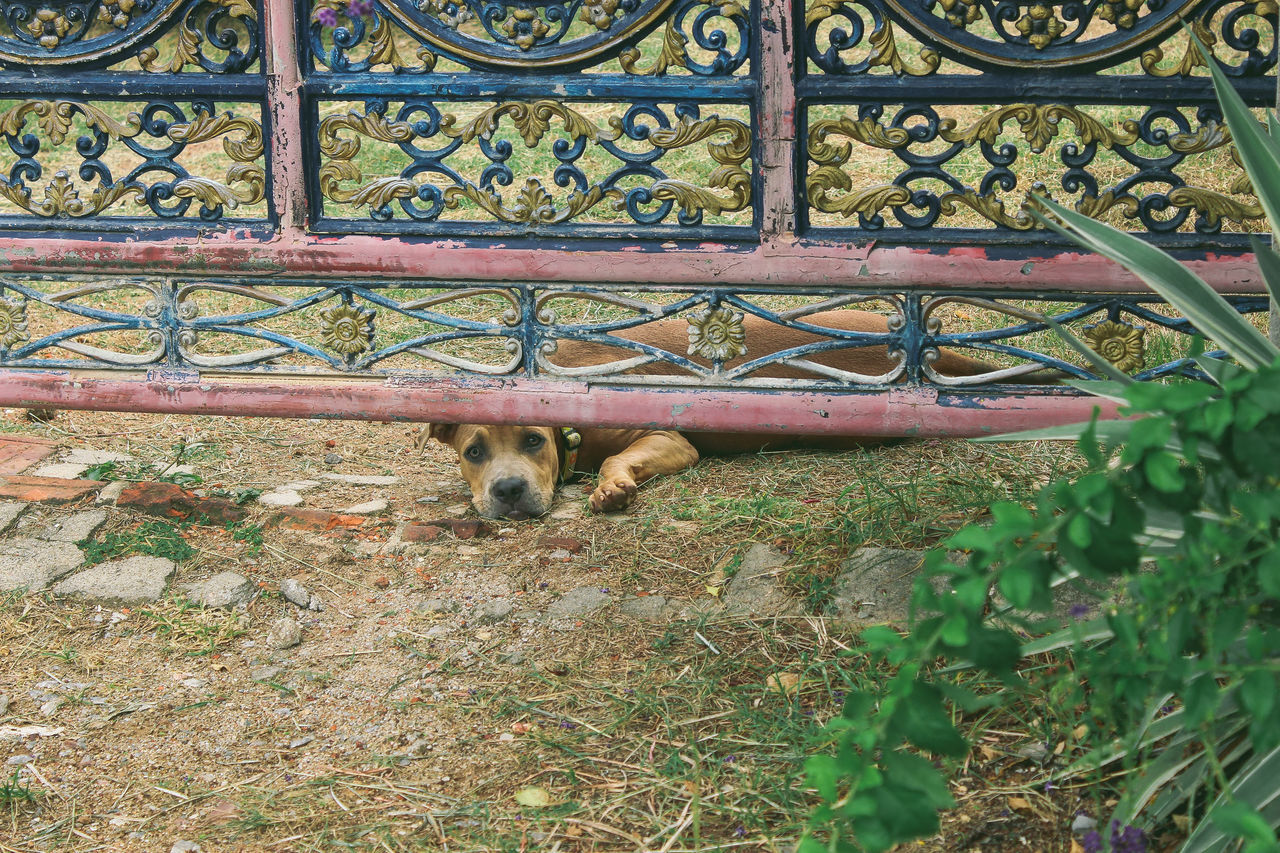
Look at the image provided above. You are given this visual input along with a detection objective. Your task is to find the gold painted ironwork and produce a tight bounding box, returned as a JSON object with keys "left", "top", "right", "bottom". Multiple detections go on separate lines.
{"left": 0, "top": 297, "right": 28, "bottom": 350}
{"left": 1014, "top": 4, "right": 1067, "bottom": 50}
{"left": 0, "top": 100, "right": 264, "bottom": 218}
{"left": 320, "top": 303, "right": 376, "bottom": 356}
{"left": 1083, "top": 320, "right": 1145, "bottom": 372}
{"left": 319, "top": 101, "right": 752, "bottom": 224}
{"left": 806, "top": 0, "right": 940, "bottom": 75}
{"left": 807, "top": 103, "right": 1262, "bottom": 231}
{"left": 376, "top": 0, "right": 680, "bottom": 69}
{"left": 687, "top": 306, "right": 747, "bottom": 361}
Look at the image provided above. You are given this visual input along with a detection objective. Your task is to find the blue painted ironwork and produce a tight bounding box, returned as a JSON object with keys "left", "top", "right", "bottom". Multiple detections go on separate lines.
{"left": 0, "top": 275, "right": 1267, "bottom": 389}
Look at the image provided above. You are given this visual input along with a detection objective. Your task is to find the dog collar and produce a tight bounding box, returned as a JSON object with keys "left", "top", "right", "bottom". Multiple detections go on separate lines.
{"left": 558, "top": 426, "right": 582, "bottom": 485}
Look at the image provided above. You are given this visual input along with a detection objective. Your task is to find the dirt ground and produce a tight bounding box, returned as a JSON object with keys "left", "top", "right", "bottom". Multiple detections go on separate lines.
{"left": 0, "top": 406, "right": 1097, "bottom": 852}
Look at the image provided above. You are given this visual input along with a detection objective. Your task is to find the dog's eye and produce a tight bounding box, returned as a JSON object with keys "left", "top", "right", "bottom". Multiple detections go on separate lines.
{"left": 463, "top": 445, "right": 485, "bottom": 462}
{"left": 523, "top": 433, "right": 545, "bottom": 450}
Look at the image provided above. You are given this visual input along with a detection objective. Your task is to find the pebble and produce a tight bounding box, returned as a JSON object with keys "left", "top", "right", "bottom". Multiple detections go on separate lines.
{"left": 324, "top": 453, "right": 344, "bottom": 465}
{"left": 5, "top": 754, "right": 31, "bottom": 766}
{"left": 1072, "top": 815, "right": 1098, "bottom": 834}
{"left": 279, "top": 578, "right": 322, "bottom": 611}
{"left": 445, "top": 503, "right": 470, "bottom": 516}
{"left": 266, "top": 617, "right": 302, "bottom": 650}
{"left": 416, "top": 598, "right": 457, "bottom": 614}
{"left": 39, "top": 698, "right": 63, "bottom": 717}
{"left": 183, "top": 572, "right": 256, "bottom": 609}
{"left": 289, "top": 736, "right": 313, "bottom": 749}
{"left": 170, "top": 841, "right": 204, "bottom": 853}
{"left": 416, "top": 495, "right": 439, "bottom": 504}
{"left": 0, "top": 694, "right": 9, "bottom": 716}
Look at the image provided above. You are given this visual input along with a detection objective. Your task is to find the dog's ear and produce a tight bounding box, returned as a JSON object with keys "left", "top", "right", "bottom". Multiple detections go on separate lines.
{"left": 424, "top": 423, "right": 458, "bottom": 447}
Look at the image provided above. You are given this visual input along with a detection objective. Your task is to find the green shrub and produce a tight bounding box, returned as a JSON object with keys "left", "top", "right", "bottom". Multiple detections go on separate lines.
{"left": 801, "top": 38, "right": 1280, "bottom": 853}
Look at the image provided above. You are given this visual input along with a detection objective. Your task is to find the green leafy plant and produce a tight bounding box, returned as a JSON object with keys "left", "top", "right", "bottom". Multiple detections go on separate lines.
{"left": 801, "top": 40, "right": 1280, "bottom": 853}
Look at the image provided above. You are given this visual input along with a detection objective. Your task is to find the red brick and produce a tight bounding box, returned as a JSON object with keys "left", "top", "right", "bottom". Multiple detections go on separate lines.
{"left": 115, "top": 481, "right": 247, "bottom": 524}
{"left": 0, "top": 474, "right": 101, "bottom": 504}
{"left": 402, "top": 523, "right": 446, "bottom": 542}
{"left": 271, "top": 507, "right": 367, "bottom": 532}
{"left": 0, "top": 436, "right": 58, "bottom": 475}
{"left": 538, "top": 536, "right": 585, "bottom": 554}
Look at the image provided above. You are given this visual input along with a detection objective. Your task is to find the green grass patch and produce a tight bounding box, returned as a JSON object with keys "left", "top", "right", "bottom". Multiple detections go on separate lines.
{"left": 82, "top": 519, "right": 196, "bottom": 565}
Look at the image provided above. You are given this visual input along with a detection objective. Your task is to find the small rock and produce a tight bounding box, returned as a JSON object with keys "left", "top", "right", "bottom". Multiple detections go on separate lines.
{"left": 51, "top": 556, "right": 176, "bottom": 604}
{"left": 250, "top": 665, "right": 283, "bottom": 682}
{"left": 1072, "top": 815, "right": 1098, "bottom": 834}
{"left": 183, "top": 572, "right": 256, "bottom": 609}
{"left": 474, "top": 599, "right": 514, "bottom": 625}
{"left": 1017, "top": 743, "right": 1051, "bottom": 763}
{"left": 5, "top": 754, "right": 32, "bottom": 766}
{"left": 416, "top": 495, "right": 439, "bottom": 504}
{"left": 94, "top": 481, "right": 128, "bottom": 506}
{"left": 416, "top": 598, "right": 457, "bottom": 614}
{"left": 373, "top": 576, "right": 390, "bottom": 589}
{"left": 405, "top": 737, "right": 433, "bottom": 757}
{"left": 279, "top": 578, "right": 322, "bottom": 611}
{"left": 0, "top": 694, "right": 9, "bottom": 716}
{"left": 499, "top": 650, "right": 526, "bottom": 665}
{"left": 324, "top": 453, "right": 344, "bottom": 466}
{"left": 444, "top": 503, "right": 470, "bottom": 516}
{"left": 321, "top": 473, "right": 400, "bottom": 486}
{"left": 619, "top": 595, "right": 669, "bottom": 621}
{"left": 170, "top": 840, "right": 204, "bottom": 853}
{"left": 267, "top": 617, "right": 302, "bottom": 650}
{"left": 545, "top": 586, "right": 613, "bottom": 619}
{"left": 282, "top": 480, "right": 323, "bottom": 492}
{"left": 181, "top": 678, "right": 206, "bottom": 690}
{"left": 342, "top": 499, "right": 388, "bottom": 515}
{"left": 258, "top": 490, "right": 303, "bottom": 508}
{"left": 288, "top": 736, "right": 313, "bottom": 749}
{"left": 538, "top": 536, "right": 584, "bottom": 554}
{"left": 39, "top": 697, "right": 63, "bottom": 717}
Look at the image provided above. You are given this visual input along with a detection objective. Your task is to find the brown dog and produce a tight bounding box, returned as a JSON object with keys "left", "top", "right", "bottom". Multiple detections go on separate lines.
{"left": 426, "top": 309, "right": 1042, "bottom": 519}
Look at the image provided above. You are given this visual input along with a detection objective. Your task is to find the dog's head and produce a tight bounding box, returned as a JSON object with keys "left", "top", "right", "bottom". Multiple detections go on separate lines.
{"left": 425, "top": 424, "right": 562, "bottom": 519}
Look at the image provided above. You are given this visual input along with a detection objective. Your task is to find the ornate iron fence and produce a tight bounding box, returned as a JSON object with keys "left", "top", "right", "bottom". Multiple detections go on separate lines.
{"left": 0, "top": 0, "right": 1272, "bottom": 434}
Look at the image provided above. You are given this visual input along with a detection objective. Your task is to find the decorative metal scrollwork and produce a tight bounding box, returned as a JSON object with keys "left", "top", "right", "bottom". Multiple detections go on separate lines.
{"left": 806, "top": 0, "right": 1276, "bottom": 75}
{"left": 310, "top": 0, "right": 747, "bottom": 74}
{"left": 807, "top": 102, "right": 1265, "bottom": 234}
{"left": 0, "top": 100, "right": 265, "bottom": 221}
{"left": 317, "top": 99, "right": 752, "bottom": 227}
{"left": 0, "top": 0, "right": 257, "bottom": 70}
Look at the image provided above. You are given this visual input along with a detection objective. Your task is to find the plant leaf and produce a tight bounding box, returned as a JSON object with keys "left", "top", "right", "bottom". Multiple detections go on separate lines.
{"left": 1031, "top": 195, "right": 1276, "bottom": 369}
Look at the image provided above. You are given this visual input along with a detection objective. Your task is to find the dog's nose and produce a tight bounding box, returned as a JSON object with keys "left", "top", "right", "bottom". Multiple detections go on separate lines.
{"left": 490, "top": 477, "right": 526, "bottom": 505}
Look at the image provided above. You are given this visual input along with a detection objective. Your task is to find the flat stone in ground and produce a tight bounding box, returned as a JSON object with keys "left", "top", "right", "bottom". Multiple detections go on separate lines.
{"left": 0, "top": 501, "right": 26, "bottom": 534}
{"left": 321, "top": 473, "right": 399, "bottom": 486}
{"left": 618, "top": 595, "right": 670, "bottom": 621}
{"left": 826, "top": 548, "right": 938, "bottom": 624}
{"left": 34, "top": 510, "right": 107, "bottom": 543}
{"left": 342, "top": 499, "right": 388, "bottom": 515}
{"left": 474, "top": 599, "right": 514, "bottom": 625}
{"left": 546, "top": 586, "right": 613, "bottom": 620}
{"left": 282, "top": 480, "right": 322, "bottom": 492}
{"left": 183, "top": 572, "right": 256, "bottom": 608}
{"left": 0, "top": 475, "right": 102, "bottom": 505}
{"left": 0, "top": 538, "right": 83, "bottom": 592}
{"left": 258, "top": 490, "right": 303, "bottom": 507}
{"left": 27, "top": 462, "right": 91, "bottom": 480}
{"left": 61, "top": 449, "right": 134, "bottom": 466}
{"left": 720, "top": 544, "right": 800, "bottom": 618}
{"left": 51, "top": 556, "right": 175, "bottom": 604}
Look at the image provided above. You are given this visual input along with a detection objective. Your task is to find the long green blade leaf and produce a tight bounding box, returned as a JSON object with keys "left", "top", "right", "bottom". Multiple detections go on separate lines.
{"left": 1032, "top": 196, "right": 1276, "bottom": 368}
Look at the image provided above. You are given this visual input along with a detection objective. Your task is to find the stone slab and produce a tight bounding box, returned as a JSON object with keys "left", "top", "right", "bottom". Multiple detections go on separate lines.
{"left": 34, "top": 510, "right": 108, "bottom": 544}
{"left": 0, "top": 501, "right": 26, "bottom": 534}
{"left": 51, "top": 556, "right": 175, "bottom": 604}
{"left": 182, "top": 572, "right": 256, "bottom": 609}
{"left": 721, "top": 544, "right": 800, "bottom": 618}
{"left": 28, "top": 463, "right": 92, "bottom": 480}
{"left": 546, "top": 586, "right": 613, "bottom": 620}
{"left": 0, "top": 539, "right": 84, "bottom": 592}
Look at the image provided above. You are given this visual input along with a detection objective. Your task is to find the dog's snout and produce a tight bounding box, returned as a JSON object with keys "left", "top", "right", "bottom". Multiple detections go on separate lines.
{"left": 490, "top": 477, "right": 527, "bottom": 505}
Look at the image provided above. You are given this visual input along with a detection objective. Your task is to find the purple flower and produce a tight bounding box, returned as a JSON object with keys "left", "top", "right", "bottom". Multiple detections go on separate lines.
{"left": 733, "top": 825, "right": 747, "bottom": 837}
{"left": 315, "top": 6, "right": 338, "bottom": 26}
{"left": 347, "top": 0, "right": 372, "bottom": 17}
{"left": 1111, "top": 821, "right": 1147, "bottom": 853}
{"left": 559, "top": 720, "right": 578, "bottom": 730}
{"left": 1082, "top": 831, "right": 1103, "bottom": 853}
{"left": 1069, "top": 604, "right": 1090, "bottom": 621}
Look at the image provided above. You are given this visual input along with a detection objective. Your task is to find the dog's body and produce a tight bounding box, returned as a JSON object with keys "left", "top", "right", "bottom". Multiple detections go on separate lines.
{"left": 428, "top": 309, "right": 1030, "bottom": 518}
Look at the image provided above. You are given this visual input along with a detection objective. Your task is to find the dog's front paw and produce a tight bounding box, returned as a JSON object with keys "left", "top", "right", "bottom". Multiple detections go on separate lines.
{"left": 589, "top": 476, "right": 637, "bottom": 513}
